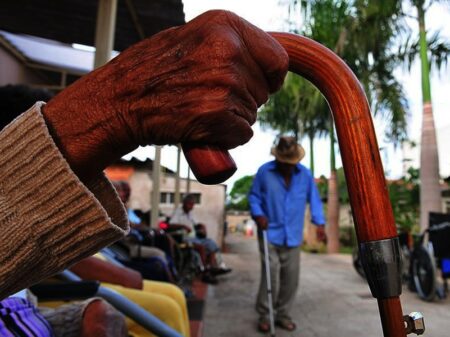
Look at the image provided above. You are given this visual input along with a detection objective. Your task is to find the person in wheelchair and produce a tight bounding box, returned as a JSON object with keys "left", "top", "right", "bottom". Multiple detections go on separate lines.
{"left": 168, "top": 194, "right": 232, "bottom": 283}
{"left": 112, "top": 180, "right": 179, "bottom": 283}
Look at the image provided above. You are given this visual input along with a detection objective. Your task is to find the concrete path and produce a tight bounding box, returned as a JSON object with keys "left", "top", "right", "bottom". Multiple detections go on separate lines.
{"left": 203, "top": 233, "right": 450, "bottom": 337}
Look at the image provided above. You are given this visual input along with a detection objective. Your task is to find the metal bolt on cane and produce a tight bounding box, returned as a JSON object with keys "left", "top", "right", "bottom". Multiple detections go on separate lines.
{"left": 404, "top": 312, "right": 425, "bottom": 335}
{"left": 263, "top": 230, "right": 276, "bottom": 337}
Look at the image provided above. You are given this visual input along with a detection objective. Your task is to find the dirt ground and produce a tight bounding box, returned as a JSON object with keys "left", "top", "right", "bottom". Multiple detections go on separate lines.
{"left": 203, "top": 232, "right": 450, "bottom": 337}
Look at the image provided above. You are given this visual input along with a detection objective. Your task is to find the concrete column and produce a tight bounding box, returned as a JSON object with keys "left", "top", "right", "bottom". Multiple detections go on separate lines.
{"left": 174, "top": 145, "right": 182, "bottom": 209}
{"left": 151, "top": 146, "right": 162, "bottom": 227}
{"left": 94, "top": 0, "right": 118, "bottom": 68}
{"left": 186, "top": 166, "right": 191, "bottom": 194}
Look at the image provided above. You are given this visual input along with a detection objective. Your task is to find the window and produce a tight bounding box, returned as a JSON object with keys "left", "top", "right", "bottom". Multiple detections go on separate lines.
{"left": 159, "top": 192, "right": 201, "bottom": 204}
{"left": 160, "top": 192, "right": 169, "bottom": 204}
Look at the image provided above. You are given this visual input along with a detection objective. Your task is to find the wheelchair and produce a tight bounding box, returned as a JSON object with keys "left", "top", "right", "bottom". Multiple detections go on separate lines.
{"left": 410, "top": 212, "right": 450, "bottom": 301}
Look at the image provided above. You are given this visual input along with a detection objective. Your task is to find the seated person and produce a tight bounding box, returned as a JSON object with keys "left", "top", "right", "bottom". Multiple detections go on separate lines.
{"left": 112, "top": 181, "right": 168, "bottom": 259}
{"left": 112, "top": 180, "right": 178, "bottom": 282}
{"left": 169, "top": 195, "right": 232, "bottom": 282}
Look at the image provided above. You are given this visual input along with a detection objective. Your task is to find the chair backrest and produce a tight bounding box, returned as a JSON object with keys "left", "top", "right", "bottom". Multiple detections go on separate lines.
{"left": 428, "top": 212, "right": 450, "bottom": 258}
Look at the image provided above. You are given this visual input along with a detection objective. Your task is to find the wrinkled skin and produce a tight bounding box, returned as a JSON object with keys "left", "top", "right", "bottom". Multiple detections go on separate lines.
{"left": 43, "top": 10, "right": 288, "bottom": 183}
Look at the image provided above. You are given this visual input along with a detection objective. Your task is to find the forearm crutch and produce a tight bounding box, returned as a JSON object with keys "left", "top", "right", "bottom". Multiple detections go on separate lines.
{"left": 183, "top": 32, "right": 424, "bottom": 337}
{"left": 262, "top": 230, "right": 276, "bottom": 337}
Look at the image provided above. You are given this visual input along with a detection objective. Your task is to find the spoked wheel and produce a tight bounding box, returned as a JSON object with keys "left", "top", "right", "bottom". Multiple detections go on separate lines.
{"left": 411, "top": 245, "right": 437, "bottom": 301}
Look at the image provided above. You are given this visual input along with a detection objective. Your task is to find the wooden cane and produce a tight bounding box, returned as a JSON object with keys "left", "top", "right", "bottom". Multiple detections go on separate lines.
{"left": 183, "top": 32, "right": 407, "bottom": 336}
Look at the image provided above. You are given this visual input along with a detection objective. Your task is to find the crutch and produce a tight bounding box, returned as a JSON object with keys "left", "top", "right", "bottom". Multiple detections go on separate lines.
{"left": 262, "top": 230, "right": 276, "bottom": 337}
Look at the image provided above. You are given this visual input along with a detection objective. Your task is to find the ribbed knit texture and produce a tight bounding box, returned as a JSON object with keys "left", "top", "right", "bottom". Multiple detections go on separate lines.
{"left": 0, "top": 103, "right": 129, "bottom": 299}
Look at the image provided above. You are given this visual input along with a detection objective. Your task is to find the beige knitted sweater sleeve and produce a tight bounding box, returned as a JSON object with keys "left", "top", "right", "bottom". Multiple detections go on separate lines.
{"left": 0, "top": 102, "right": 129, "bottom": 299}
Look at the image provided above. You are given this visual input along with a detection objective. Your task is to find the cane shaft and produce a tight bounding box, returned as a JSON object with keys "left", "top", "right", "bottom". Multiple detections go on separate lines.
{"left": 378, "top": 298, "right": 407, "bottom": 337}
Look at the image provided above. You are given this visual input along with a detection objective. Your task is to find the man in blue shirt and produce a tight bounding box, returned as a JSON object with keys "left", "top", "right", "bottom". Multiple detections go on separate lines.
{"left": 249, "top": 136, "right": 326, "bottom": 333}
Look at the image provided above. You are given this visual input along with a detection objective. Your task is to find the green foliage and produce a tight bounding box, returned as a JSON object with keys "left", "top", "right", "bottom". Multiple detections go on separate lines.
{"left": 316, "top": 175, "right": 328, "bottom": 200}
{"left": 317, "top": 167, "right": 420, "bottom": 232}
{"left": 397, "top": 31, "right": 450, "bottom": 73}
{"left": 388, "top": 167, "right": 420, "bottom": 233}
{"left": 227, "top": 175, "right": 254, "bottom": 211}
{"left": 300, "top": 0, "right": 410, "bottom": 146}
{"left": 339, "top": 226, "right": 358, "bottom": 249}
{"left": 259, "top": 72, "right": 328, "bottom": 141}
{"left": 336, "top": 168, "right": 349, "bottom": 203}
{"left": 315, "top": 168, "right": 349, "bottom": 203}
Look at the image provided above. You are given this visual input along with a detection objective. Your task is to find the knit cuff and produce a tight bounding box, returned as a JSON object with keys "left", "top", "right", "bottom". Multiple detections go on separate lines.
{"left": 0, "top": 102, "right": 129, "bottom": 299}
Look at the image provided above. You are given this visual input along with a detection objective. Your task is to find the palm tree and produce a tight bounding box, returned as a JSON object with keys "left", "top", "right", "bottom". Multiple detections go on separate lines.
{"left": 299, "top": 0, "right": 411, "bottom": 252}
{"left": 300, "top": 0, "right": 351, "bottom": 253}
{"left": 401, "top": 0, "right": 450, "bottom": 230}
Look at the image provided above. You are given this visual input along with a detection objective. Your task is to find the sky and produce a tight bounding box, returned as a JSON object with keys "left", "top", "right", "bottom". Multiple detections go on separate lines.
{"left": 125, "top": 0, "right": 450, "bottom": 191}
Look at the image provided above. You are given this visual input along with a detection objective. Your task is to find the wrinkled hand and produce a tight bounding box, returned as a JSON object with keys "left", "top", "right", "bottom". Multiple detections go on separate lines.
{"left": 316, "top": 225, "right": 327, "bottom": 244}
{"left": 254, "top": 216, "right": 268, "bottom": 230}
{"left": 43, "top": 10, "right": 288, "bottom": 183}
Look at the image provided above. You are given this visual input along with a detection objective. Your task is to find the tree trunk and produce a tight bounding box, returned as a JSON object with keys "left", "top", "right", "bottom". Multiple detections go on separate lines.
{"left": 309, "top": 133, "right": 315, "bottom": 176}
{"left": 327, "top": 124, "right": 340, "bottom": 253}
{"left": 327, "top": 169, "right": 340, "bottom": 253}
{"left": 417, "top": 3, "right": 442, "bottom": 231}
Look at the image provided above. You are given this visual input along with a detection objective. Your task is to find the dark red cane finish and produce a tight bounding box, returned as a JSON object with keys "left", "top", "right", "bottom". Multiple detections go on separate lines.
{"left": 378, "top": 298, "right": 408, "bottom": 337}
{"left": 181, "top": 143, "right": 236, "bottom": 185}
{"left": 183, "top": 32, "right": 406, "bottom": 337}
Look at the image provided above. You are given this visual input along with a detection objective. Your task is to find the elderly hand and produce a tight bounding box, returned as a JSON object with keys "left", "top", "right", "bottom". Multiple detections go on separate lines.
{"left": 316, "top": 225, "right": 327, "bottom": 244}
{"left": 254, "top": 216, "right": 268, "bottom": 231}
{"left": 42, "top": 10, "right": 288, "bottom": 183}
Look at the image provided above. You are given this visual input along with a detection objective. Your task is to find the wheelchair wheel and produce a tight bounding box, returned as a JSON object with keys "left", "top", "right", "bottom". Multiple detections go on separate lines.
{"left": 411, "top": 245, "right": 437, "bottom": 301}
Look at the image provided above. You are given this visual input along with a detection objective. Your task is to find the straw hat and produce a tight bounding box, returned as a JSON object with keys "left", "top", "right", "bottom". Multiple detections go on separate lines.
{"left": 270, "top": 136, "right": 305, "bottom": 164}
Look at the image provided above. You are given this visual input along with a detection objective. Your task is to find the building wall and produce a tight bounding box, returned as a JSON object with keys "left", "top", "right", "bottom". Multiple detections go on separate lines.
{"left": 226, "top": 211, "right": 252, "bottom": 232}
{"left": 128, "top": 171, "right": 153, "bottom": 212}
{"left": 443, "top": 196, "right": 450, "bottom": 214}
{"left": 0, "top": 47, "right": 41, "bottom": 85}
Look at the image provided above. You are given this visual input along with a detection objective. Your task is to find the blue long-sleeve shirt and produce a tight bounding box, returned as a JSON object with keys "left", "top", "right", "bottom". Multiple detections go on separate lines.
{"left": 249, "top": 161, "right": 325, "bottom": 247}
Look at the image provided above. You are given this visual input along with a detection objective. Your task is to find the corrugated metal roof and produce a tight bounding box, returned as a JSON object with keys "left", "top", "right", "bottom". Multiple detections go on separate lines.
{"left": 0, "top": 30, "right": 110, "bottom": 74}
{"left": 0, "top": 0, "right": 185, "bottom": 52}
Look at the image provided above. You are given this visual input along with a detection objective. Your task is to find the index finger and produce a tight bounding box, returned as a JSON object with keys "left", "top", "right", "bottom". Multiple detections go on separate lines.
{"left": 235, "top": 15, "right": 289, "bottom": 93}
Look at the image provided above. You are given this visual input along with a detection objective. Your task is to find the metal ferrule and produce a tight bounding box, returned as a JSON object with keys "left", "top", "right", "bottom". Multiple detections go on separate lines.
{"left": 359, "top": 237, "right": 403, "bottom": 299}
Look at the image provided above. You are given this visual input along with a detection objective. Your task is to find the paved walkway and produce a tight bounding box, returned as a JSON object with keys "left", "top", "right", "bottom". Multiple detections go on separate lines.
{"left": 203, "top": 233, "right": 449, "bottom": 336}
